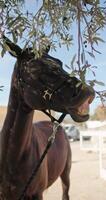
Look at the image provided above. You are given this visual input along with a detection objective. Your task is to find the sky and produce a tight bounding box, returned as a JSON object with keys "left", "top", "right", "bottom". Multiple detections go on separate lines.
{"left": 0, "top": 0, "right": 106, "bottom": 115}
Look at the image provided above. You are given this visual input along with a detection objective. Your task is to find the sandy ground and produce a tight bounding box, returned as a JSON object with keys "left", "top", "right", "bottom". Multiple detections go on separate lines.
{"left": 43, "top": 141, "right": 106, "bottom": 200}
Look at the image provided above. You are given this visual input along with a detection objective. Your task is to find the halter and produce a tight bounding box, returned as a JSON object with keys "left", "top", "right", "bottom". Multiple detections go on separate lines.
{"left": 15, "top": 58, "right": 72, "bottom": 123}
{"left": 18, "top": 75, "right": 67, "bottom": 123}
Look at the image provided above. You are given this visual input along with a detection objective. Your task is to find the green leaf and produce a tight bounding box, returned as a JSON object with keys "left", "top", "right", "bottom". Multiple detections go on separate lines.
{"left": 12, "top": 32, "right": 18, "bottom": 43}
{"left": 0, "top": 48, "right": 6, "bottom": 57}
{"left": 87, "top": 51, "right": 95, "bottom": 58}
{"left": 93, "top": 36, "right": 105, "bottom": 45}
{"left": 0, "top": 85, "right": 4, "bottom": 91}
{"left": 81, "top": 52, "right": 85, "bottom": 64}
{"left": 94, "top": 80, "right": 105, "bottom": 86}
{"left": 79, "top": 70, "right": 86, "bottom": 82}
{"left": 70, "top": 54, "right": 76, "bottom": 70}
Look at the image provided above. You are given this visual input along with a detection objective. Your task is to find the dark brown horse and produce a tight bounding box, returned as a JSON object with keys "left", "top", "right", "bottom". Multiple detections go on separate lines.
{"left": 0, "top": 36, "right": 95, "bottom": 200}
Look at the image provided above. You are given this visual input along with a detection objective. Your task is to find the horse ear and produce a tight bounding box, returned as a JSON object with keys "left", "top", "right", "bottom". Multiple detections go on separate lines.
{"left": 3, "top": 35, "right": 22, "bottom": 58}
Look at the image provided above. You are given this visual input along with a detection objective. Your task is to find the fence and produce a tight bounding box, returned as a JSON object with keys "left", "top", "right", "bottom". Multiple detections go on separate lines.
{"left": 80, "top": 130, "right": 106, "bottom": 180}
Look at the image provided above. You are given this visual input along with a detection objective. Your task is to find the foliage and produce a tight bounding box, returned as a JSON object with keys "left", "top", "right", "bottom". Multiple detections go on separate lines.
{"left": 0, "top": 0, "right": 106, "bottom": 101}
{"left": 0, "top": 85, "right": 3, "bottom": 91}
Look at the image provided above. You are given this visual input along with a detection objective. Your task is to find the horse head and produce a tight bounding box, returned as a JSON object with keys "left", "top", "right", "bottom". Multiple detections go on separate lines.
{"left": 3, "top": 35, "right": 95, "bottom": 122}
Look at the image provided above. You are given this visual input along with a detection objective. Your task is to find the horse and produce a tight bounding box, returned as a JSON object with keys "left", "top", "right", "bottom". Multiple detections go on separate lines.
{"left": 0, "top": 36, "right": 95, "bottom": 200}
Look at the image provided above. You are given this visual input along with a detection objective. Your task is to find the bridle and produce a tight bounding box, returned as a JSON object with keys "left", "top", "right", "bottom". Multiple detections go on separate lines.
{"left": 18, "top": 75, "right": 68, "bottom": 123}
{"left": 15, "top": 58, "right": 74, "bottom": 123}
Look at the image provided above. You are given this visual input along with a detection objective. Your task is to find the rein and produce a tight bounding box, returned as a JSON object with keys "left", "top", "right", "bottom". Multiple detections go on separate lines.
{"left": 17, "top": 85, "right": 66, "bottom": 199}
{"left": 18, "top": 120, "right": 63, "bottom": 200}
{"left": 42, "top": 109, "right": 66, "bottom": 123}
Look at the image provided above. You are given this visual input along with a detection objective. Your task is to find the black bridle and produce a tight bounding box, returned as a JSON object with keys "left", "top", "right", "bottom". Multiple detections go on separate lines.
{"left": 15, "top": 57, "right": 72, "bottom": 123}
{"left": 17, "top": 75, "right": 68, "bottom": 123}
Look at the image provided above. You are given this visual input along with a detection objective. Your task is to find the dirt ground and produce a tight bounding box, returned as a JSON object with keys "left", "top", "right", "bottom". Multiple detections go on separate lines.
{"left": 43, "top": 141, "right": 106, "bottom": 200}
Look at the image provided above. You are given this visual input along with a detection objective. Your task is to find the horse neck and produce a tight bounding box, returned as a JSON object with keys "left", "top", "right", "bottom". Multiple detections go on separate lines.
{"left": 0, "top": 74, "right": 18, "bottom": 165}
{"left": 1, "top": 102, "right": 34, "bottom": 167}
{"left": 0, "top": 68, "right": 34, "bottom": 166}
{"left": 7, "top": 103, "right": 34, "bottom": 161}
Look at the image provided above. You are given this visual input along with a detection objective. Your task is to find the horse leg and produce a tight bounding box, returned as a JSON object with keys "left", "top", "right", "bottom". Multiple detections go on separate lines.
{"left": 60, "top": 149, "right": 71, "bottom": 200}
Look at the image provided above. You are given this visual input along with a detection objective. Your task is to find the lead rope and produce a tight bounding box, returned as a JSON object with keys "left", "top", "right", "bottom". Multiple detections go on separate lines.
{"left": 18, "top": 121, "right": 60, "bottom": 200}
{"left": 42, "top": 110, "right": 66, "bottom": 124}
